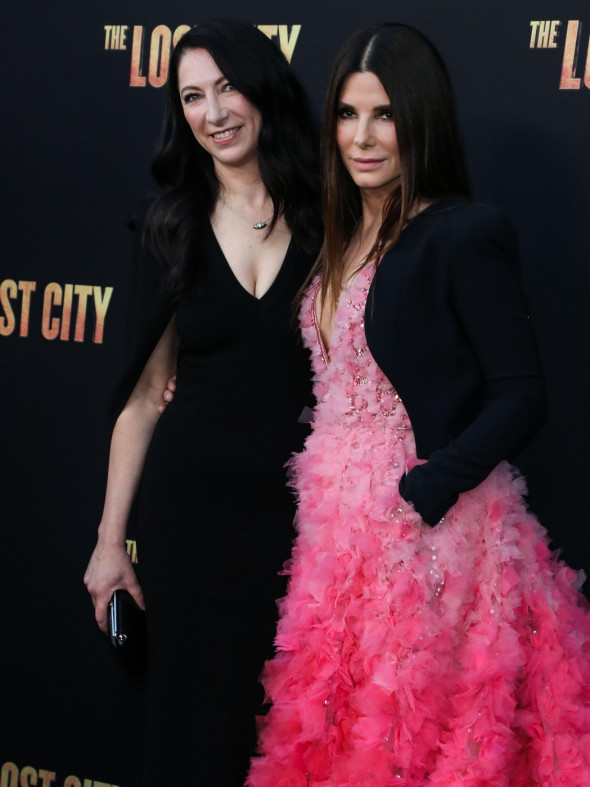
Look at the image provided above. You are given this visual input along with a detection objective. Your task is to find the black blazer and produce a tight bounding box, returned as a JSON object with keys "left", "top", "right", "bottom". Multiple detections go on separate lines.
{"left": 364, "top": 197, "right": 545, "bottom": 526}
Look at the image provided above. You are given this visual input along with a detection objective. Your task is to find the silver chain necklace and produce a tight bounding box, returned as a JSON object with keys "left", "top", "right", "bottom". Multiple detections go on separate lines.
{"left": 222, "top": 200, "right": 272, "bottom": 230}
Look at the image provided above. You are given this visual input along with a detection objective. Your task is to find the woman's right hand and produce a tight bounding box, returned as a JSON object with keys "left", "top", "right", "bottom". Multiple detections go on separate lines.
{"left": 84, "top": 541, "right": 145, "bottom": 633}
{"left": 83, "top": 318, "right": 178, "bottom": 632}
{"left": 158, "top": 374, "right": 177, "bottom": 413}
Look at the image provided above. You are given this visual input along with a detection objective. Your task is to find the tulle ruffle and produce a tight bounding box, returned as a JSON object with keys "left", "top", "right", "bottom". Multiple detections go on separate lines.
{"left": 250, "top": 443, "right": 590, "bottom": 785}
{"left": 247, "top": 268, "right": 590, "bottom": 786}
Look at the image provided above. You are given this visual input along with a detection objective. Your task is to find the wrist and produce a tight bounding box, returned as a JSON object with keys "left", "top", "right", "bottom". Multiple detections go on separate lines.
{"left": 96, "top": 521, "right": 127, "bottom": 548}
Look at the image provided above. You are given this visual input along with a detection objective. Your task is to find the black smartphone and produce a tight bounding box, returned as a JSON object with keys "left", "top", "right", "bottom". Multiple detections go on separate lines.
{"left": 107, "top": 589, "right": 146, "bottom": 674}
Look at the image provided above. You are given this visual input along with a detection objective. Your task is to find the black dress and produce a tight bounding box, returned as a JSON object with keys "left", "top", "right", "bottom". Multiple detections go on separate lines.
{"left": 136, "top": 225, "right": 313, "bottom": 786}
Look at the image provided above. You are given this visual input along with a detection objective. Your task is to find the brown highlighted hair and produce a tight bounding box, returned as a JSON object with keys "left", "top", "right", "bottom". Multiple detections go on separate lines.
{"left": 316, "top": 23, "right": 471, "bottom": 314}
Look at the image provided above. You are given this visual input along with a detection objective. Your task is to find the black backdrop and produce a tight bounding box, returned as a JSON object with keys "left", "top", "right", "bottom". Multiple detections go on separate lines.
{"left": 2, "top": 1, "right": 589, "bottom": 784}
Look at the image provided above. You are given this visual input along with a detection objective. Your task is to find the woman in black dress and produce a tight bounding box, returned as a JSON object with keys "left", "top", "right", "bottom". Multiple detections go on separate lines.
{"left": 84, "top": 20, "right": 321, "bottom": 785}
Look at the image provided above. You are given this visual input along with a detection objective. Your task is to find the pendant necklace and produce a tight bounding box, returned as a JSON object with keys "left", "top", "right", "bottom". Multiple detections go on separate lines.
{"left": 223, "top": 199, "right": 272, "bottom": 230}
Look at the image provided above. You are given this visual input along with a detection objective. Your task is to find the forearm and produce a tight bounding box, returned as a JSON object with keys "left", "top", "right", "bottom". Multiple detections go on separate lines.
{"left": 97, "top": 400, "right": 161, "bottom": 546}
{"left": 85, "top": 315, "right": 178, "bottom": 628}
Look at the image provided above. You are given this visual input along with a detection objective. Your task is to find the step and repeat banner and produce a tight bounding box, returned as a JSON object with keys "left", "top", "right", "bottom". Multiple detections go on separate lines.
{"left": 2, "top": 0, "right": 588, "bottom": 784}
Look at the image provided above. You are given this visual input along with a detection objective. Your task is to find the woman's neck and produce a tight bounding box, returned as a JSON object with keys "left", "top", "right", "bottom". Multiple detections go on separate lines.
{"left": 214, "top": 162, "right": 269, "bottom": 213}
{"left": 342, "top": 191, "right": 434, "bottom": 281}
{"left": 359, "top": 188, "right": 388, "bottom": 230}
{"left": 341, "top": 190, "right": 388, "bottom": 276}
{"left": 357, "top": 189, "right": 434, "bottom": 238}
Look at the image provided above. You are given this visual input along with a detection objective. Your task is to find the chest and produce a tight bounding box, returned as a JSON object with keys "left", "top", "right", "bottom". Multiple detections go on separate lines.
{"left": 211, "top": 213, "right": 291, "bottom": 299}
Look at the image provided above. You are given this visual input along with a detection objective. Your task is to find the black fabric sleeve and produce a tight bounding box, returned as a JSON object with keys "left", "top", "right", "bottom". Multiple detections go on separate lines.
{"left": 399, "top": 209, "right": 545, "bottom": 525}
{"left": 107, "top": 198, "right": 176, "bottom": 423}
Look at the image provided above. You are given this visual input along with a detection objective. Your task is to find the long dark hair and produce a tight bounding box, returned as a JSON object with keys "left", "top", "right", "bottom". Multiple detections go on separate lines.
{"left": 146, "top": 19, "right": 321, "bottom": 297}
{"left": 316, "top": 23, "right": 471, "bottom": 313}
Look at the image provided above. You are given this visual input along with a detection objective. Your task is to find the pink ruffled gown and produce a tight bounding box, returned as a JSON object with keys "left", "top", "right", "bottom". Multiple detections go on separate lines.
{"left": 247, "top": 263, "right": 590, "bottom": 787}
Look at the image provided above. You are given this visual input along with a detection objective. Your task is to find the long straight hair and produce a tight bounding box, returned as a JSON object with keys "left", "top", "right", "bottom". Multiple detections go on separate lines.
{"left": 316, "top": 23, "right": 471, "bottom": 314}
{"left": 145, "top": 19, "right": 321, "bottom": 297}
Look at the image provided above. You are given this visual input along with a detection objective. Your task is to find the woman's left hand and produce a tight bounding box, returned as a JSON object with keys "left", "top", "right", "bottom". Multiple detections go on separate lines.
{"left": 158, "top": 375, "right": 177, "bottom": 413}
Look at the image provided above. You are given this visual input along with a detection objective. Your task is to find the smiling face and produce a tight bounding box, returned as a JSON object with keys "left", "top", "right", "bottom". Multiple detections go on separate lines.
{"left": 336, "top": 71, "right": 401, "bottom": 199}
{"left": 177, "top": 48, "right": 262, "bottom": 175}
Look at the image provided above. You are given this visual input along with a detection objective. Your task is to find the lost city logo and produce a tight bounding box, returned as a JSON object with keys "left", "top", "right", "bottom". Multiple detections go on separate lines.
{"left": 530, "top": 19, "right": 590, "bottom": 89}
{"left": 0, "top": 279, "right": 113, "bottom": 344}
{"left": 103, "top": 24, "right": 302, "bottom": 87}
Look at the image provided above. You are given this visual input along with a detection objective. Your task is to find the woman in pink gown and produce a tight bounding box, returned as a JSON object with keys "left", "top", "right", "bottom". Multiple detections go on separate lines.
{"left": 248, "top": 23, "right": 590, "bottom": 786}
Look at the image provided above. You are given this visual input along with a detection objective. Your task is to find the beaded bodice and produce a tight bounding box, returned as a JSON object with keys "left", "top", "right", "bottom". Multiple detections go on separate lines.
{"left": 300, "top": 263, "right": 412, "bottom": 435}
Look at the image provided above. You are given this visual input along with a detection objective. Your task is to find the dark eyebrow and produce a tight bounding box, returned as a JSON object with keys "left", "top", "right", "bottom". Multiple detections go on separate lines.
{"left": 337, "top": 101, "right": 393, "bottom": 113}
{"left": 179, "top": 76, "right": 226, "bottom": 94}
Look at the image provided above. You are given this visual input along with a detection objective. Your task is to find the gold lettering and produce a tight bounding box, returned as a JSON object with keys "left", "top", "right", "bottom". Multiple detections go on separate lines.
{"left": 584, "top": 34, "right": 590, "bottom": 88}
{"left": 62, "top": 777, "right": 81, "bottom": 787}
{"left": 560, "top": 20, "right": 582, "bottom": 89}
{"left": 36, "top": 772, "right": 55, "bottom": 787}
{"left": 60, "top": 283, "right": 74, "bottom": 340}
{"left": 258, "top": 25, "right": 278, "bottom": 40}
{"left": 530, "top": 20, "right": 561, "bottom": 49}
{"left": 130, "top": 26, "right": 147, "bottom": 87}
{"left": 93, "top": 286, "right": 113, "bottom": 344}
{"left": 149, "top": 25, "right": 172, "bottom": 88}
{"left": 173, "top": 25, "right": 191, "bottom": 47}
{"left": 538, "top": 20, "right": 551, "bottom": 48}
{"left": 41, "top": 283, "right": 62, "bottom": 340}
{"left": 126, "top": 539, "right": 138, "bottom": 564}
{"left": 0, "top": 279, "right": 17, "bottom": 336}
{"left": 549, "top": 20, "right": 561, "bottom": 48}
{"left": 278, "top": 25, "right": 301, "bottom": 63}
{"left": 256, "top": 25, "right": 300, "bottom": 62}
{"left": 0, "top": 762, "right": 19, "bottom": 787}
{"left": 19, "top": 766, "right": 37, "bottom": 787}
{"left": 104, "top": 26, "right": 128, "bottom": 50}
{"left": 74, "top": 284, "right": 93, "bottom": 342}
{"left": 17, "top": 280, "right": 36, "bottom": 337}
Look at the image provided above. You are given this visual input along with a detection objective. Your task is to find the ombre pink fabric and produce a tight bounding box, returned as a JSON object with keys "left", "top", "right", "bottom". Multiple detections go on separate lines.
{"left": 248, "top": 264, "right": 590, "bottom": 786}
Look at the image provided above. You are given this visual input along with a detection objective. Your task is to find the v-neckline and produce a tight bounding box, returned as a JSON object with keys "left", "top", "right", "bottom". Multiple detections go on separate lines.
{"left": 312, "top": 283, "right": 331, "bottom": 366}
{"left": 208, "top": 222, "right": 293, "bottom": 304}
{"left": 314, "top": 264, "right": 374, "bottom": 365}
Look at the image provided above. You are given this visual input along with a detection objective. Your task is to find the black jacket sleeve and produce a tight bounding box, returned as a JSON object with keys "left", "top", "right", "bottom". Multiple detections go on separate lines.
{"left": 399, "top": 209, "right": 545, "bottom": 525}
